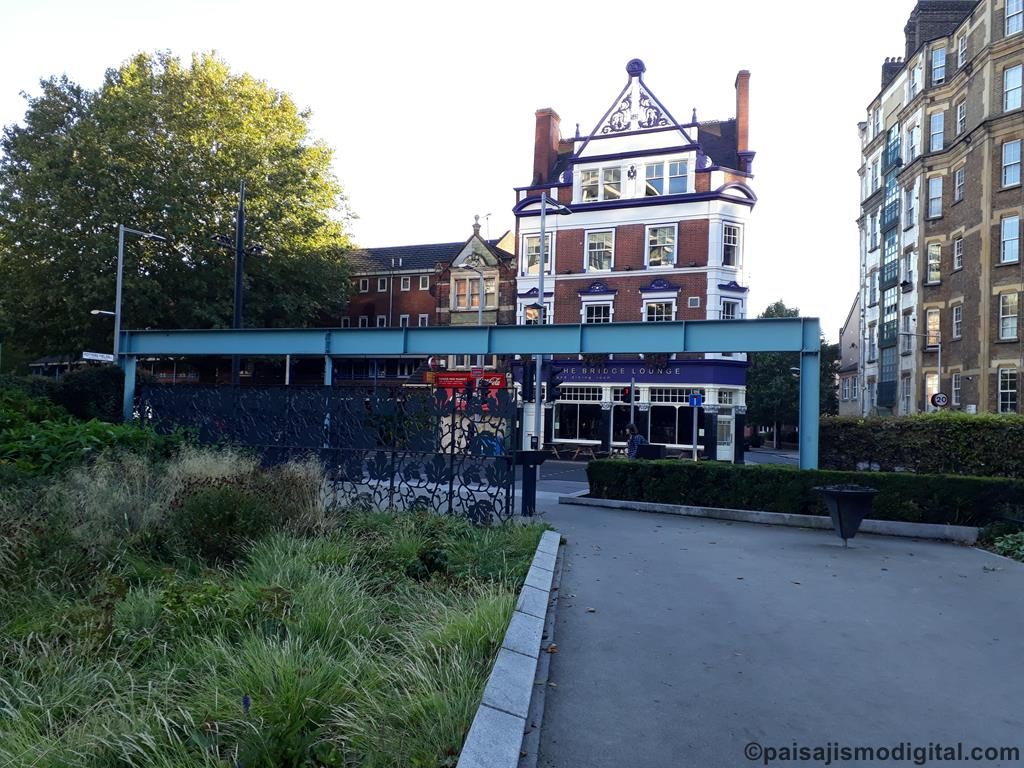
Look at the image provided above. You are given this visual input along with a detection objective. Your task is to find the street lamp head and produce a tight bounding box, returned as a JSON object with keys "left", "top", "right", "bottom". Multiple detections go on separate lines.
{"left": 143, "top": 232, "right": 166, "bottom": 242}
{"left": 91, "top": 309, "right": 115, "bottom": 316}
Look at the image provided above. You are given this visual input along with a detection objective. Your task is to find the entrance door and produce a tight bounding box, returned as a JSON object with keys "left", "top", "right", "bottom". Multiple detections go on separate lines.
{"left": 717, "top": 417, "right": 734, "bottom": 462}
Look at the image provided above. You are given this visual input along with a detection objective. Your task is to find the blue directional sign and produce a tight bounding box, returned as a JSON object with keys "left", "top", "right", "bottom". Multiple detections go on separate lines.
{"left": 688, "top": 392, "right": 703, "bottom": 408}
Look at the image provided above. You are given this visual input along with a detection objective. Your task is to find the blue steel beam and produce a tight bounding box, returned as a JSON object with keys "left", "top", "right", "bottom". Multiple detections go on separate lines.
{"left": 798, "top": 318, "right": 821, "bottom": 471}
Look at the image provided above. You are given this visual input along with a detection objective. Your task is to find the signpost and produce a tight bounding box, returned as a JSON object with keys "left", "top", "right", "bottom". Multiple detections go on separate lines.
{"left": 83, "top": 351, "right": 116, "bottom": 363}
{"left": 688, "top": 392, "right": 703, "bottom": 461}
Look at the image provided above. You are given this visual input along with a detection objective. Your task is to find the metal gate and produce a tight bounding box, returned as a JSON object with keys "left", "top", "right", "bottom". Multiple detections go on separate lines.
{"left": 137, "top": 383, "right": 519, "bottom": 523}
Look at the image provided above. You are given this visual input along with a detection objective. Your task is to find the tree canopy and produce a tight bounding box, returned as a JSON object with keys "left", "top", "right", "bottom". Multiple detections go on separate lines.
{"left": 745, "top": 301, "right": 838, "bottom": 433}
{"left": 0, "top": 52, "right": 353, "bottom": 363}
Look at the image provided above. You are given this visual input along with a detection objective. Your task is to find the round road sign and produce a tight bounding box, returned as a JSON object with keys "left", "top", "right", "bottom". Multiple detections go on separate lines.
{"left": 930, "top": 392, "right": 949, "bottom": 408}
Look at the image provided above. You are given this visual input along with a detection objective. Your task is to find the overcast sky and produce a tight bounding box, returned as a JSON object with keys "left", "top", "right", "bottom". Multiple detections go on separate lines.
{"left": 0, "top": 0, "right": 918, "bottom": 341}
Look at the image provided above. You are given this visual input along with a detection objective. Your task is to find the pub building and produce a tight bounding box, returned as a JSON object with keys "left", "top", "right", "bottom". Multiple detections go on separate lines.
{"left": 513, "top": 60, "right": 757, "bottom": 461}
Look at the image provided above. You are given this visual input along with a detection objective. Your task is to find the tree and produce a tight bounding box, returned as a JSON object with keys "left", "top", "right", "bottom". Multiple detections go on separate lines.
{"left": 0, "top": 52, "right": 353, "bottom": 362}
{"left": 745, "top": 301, "right": 839, "bottom": 447}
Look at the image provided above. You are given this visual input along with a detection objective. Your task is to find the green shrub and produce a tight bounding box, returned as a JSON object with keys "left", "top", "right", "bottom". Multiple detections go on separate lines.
{"left": 0, "top": 388, "right": 70, "bottom": 430}
{"left": 53, "top": 365, "right": 125, "bottom": 422}
{"left": 992, "top": 532, "right": 1024, "bottom": 562}
{"left": 172, "top": 487, "right": 275, "bottom": 563}
{"left": 0, "top": 373, "right": 60, "bottom": 402}
{"left": 821, "top": 412, "right": 1024, "bottom": 478}
{"left": 587, "top": 459, "right": 1024, "bottom": 527}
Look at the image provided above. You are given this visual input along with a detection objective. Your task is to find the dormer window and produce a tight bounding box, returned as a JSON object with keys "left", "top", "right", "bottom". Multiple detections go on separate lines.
{"left": 645, "top": 163, "right": 664, "bottom": 196}
{"left": 581, "top": 167, "right": 621, "bottom": 202}
{"left": 669, "top": 161, "right": 688, "bottom": 193}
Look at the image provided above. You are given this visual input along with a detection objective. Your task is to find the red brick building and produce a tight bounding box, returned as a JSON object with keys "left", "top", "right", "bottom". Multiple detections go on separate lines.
{"left": 513, "top": 60, "right": 757, "bottom": 458}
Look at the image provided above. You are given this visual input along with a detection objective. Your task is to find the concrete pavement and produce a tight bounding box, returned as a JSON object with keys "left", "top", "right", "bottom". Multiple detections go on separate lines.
{"left": 534, "top": 500, "right": 1024, "bottom": 768}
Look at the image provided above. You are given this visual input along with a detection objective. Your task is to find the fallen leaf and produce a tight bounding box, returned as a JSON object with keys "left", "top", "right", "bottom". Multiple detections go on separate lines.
{"left": 736, "top": 577, "right": 744, "bottom": 580}
{"left": 546, "top": 643, "right": 559, "bottom": 654}
{"left": 586, "top": 607, "right": 596, "bottom": 613}
{"left": 791, "top": 581, "right": 801, "bottom": 585}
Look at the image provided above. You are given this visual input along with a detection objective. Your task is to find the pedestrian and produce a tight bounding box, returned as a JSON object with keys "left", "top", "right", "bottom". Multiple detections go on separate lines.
{"left": 626, "top": 423, "right": 647, "bottom": 459}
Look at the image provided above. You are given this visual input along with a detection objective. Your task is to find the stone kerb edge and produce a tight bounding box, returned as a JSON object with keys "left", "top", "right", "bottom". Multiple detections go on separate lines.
{"left": 458, "top": 530, "right": 561, "bottom": 768}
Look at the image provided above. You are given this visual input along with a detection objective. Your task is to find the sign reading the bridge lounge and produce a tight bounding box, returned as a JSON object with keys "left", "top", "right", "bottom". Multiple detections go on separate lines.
{"left": 554, "top": 360, "right": 747, "bottom": 386}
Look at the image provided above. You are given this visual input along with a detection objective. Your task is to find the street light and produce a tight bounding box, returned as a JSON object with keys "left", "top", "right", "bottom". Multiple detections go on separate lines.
{"left": 115, "top": 225, "right": 166, "bottom": 360}
{"left": 532, "top": 193, "right": 571, "bottom": 447}
{"left": 458, "top": 263, "right": 486, "bottom": 367}
{"left": 91, "top": 309, "right": 115, "bottom": 317}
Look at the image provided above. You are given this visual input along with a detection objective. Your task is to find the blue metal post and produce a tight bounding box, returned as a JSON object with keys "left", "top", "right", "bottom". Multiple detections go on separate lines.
{"left": 324, "top": 355, "right": 333, "bottom": 385}
{"left": 798, "top": 319, "right": 820, "bottom": 470}
{"left": 121, "top": 355, "right": 137, "bottom": 422}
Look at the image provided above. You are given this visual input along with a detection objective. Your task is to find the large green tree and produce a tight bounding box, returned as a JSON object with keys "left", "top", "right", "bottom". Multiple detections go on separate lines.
{"left": 746, "top": 301, "right": 839, "bottom": 446}
{"left": 0, "top": 52, "right": 353, "bottom": 361}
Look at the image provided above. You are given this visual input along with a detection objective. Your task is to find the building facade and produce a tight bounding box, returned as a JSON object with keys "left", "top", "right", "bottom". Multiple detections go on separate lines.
{"left": 838, "top": 294, "right": 863, "bottom": 415}
{"left": 858, "top": 0, "right": 1023, "bottom": 415}
{"left": 513, "top": 60, "right": 757, "bottom": 459}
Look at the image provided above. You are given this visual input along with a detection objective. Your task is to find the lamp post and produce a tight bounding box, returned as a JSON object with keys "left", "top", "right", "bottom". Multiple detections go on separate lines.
{"left": 115, "top": 225, "right": 166, "bottom": 360}
{"left": 532, "top": 193, "right": 571, "bottom": 447}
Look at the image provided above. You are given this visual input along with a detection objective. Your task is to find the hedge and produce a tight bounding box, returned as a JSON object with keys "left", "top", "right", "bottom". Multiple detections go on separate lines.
{"left": 820, "top": 412, "right": 1024, "bottom": 478}
{"left": 586, "top": 459, "right": 1024, "bottom": 527}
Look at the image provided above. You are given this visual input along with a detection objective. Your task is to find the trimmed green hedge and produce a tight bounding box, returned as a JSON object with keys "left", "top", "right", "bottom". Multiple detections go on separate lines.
{"left": 820, "top": 412, "right": 1024, "bottom": 478}
{"left": 587, "top": 459, "right": 1024, "bottom": 527}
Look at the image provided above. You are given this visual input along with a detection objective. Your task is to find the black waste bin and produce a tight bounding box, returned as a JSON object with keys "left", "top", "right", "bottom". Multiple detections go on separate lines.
{"left": 813, "top": 485, "right": 879, "bottom": 546}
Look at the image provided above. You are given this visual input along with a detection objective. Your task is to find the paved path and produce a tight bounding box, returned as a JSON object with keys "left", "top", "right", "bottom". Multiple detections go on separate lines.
{"left": 535, "top": 501, "right": 1024, "bottom": 768}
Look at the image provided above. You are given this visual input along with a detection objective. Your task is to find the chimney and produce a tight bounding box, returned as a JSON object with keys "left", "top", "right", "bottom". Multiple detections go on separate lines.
{"left": 735, "top": 70, "right": 750, "bottom": 153}
{"left": 533, "top": 108, "right": 561, "bottom": 185}
{"left": 904, "top": 1, "right": 976, "bottom": 60}
{"left": 881, "top": 57, "right": 904, "bottom": 90}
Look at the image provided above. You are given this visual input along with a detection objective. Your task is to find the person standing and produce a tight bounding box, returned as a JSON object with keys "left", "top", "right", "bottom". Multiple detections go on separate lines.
{"left": 626, "top": 423, "right": 647, "bottom": 459}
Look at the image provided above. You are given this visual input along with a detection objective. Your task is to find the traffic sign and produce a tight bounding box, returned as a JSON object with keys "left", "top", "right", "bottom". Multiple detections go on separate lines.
{"left": 688, "top": 392, "right": 703, "bottom": 408}
{"left": 930, "top": 392, "right": 949, "bottom": 408}
{"left": 82, "top": 351, "right": 115, "bottom": 362}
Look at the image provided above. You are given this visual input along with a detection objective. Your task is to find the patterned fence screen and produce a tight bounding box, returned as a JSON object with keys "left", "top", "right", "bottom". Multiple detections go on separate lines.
{"left": 137, "top": 383, "right": 519, "bottom": 523}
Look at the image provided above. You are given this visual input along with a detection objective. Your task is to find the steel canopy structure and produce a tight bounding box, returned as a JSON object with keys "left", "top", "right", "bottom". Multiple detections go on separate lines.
{"left": 119, "top": 317, "right": 822, "bottom": 468}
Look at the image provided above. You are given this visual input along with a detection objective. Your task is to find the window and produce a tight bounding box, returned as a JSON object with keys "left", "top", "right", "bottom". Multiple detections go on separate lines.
{"left": 925, "top": 372, "right": 939, "bottom": 409}
{"left": 928, "top": 177, "right": 943, "bottom": 218}
{"left": 905, "top": 186, "right": 916, "bottom": 223}
{"left": 723, "top": 223, "right": 741, "bottom": 266}
{"left": 602, "top": 168, "right": 621, "bottom": 200}
{"left": 842, "top": 378, "right": 850, "bottom": 401}
{"left": 952, "top": 304, "right": 963, "bottom": 338}
{"left": 926, "top": 308, "right": 941, "bottom": 346}
{"left": 851, "top": 377, "right": 859, "bottom": 400}
{"left": 586, "top": 231, "right": 613, "bottom": 271}
{"left": 584, "top": 303, "right": 611, "bottom": 324}
{"left": 645, "top": 163, "right": 664, "bottom": 196}
{"left": 418, "top": 314, "right": 429, "bottom": 327}
{"left": 954, "top": 237, "right": 964, "bottom": 270}
{"left": 688, "top": 296, "right": 701, "bottom": 308}
{"left": 871, "top": 158, "right": 880, "bottom": 191}
{"left": 956, "top": 101, "right": 966, "bottom": 135}
{"left": 646, "top": 225, "right": 676, "bottom": 267}
{"left": 377, "top": 277, "right": 388, "bottom": 292}
{"left": 644, "top": 301, "right": 675, "bottom": 322}
{"left": 902, "top": 375, "right": 912, "bottom": 414}
{"left": 1008, "top": 0, "right": 1023, "bottom": 35}
{"left": 1003, "top": 140, "right": 1021, "bottom": 187}
{"left": 523, "top": 234, "right": 552, "bottom": 275}
{"left": 909, "top": 66, "right": 921, "bottom": 99}
{"left": 867, "top": 323, "right": 877, "bottom": 361}
{"left": 872, "top": 108, "right": 881, "bottom": 138}
{"left": 907, "top": 125, "right": 920, "bottom": 160}
{"left": 1000, "top": 293, "right": 1019, "bottom": 339}
{"left": 902, "top": 252, "right": 914, "bottom": 284}
{"left": 954, "top": 167, "right": 965, "bottom": 201}
{"left": 400, "top": 276, "right": 410, "bottom": 291}
{"left": 957, "top": 34, "right": 967, "bottom": 67}
{"left": 399, "top": 314, "right": 409, "bottom": 327}
{"left": 1003, "top": 216, "right": 1021, "bottom": 263}
{"left": 952, "top": 373, "right": 962, "bottom": 406}
{"left": 669, "top": 161, "right": 688, "bottom": 194}
{"left": 341, "top": 317, "right": 350, "bottom": 328}
{"left": 869, "top": 210, "right": 879, "bottom": 250}
{"left": 721, "top": 300, "right": 740, "bottom": 320}
{"left": 929, "top": 112, "right": 944, "bottom": 152}
{"left": 932, "top": 46, "right": 946, "bottom": 85}
{"left": 999, "top": 368, "right": 1018, "bottom": 413}
{"left": 454, "top": 276, "right": 496, "bottom": 310}
{"left": 419, "top": 275, "right": 430, "bottom": 290}
{"left": 901, "top": 313, "right": 914, "bottom": 353}
{"left": 580, "top": 167, "right": 621, "bottom": 202}
{"left": 359, "top": 278, "right": 369, "bottom": 293}
{"left": 1005, "top": 65, "right": 1022, "bottom": 111}
{"left": 580, "top": 169, "right": 599, "bottom": 202}
{"left": 359, "top": 315, "right": 369, "bottom": 328}
{"left": 868, "top": 270, "right": 878, "bottom": 305}
{"left": 376, "top": 315, "right": 387, "bottom": 328}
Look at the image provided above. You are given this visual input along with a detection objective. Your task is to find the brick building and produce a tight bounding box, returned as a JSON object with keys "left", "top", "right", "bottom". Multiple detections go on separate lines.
{"left": 513, "top": 60, "right": 756, "bottom": 459}
{"left": 858, "top": 0, "right": 1023, "bottom": 415}
{"left": 335, "top": 222, "right": 515, "bottom": 384}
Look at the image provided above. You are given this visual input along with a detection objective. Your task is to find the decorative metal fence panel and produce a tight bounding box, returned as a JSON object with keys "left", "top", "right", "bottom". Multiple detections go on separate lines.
{"left": 137, "top": 384, "right": 518, "bottom": 523}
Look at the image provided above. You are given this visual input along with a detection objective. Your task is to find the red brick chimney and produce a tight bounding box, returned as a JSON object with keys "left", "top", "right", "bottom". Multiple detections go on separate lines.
{"left": 533, "top": 108, "right": 562, "bottom": 185}
{"left": 735, "top": 70, "right": 750, "bottom": 153}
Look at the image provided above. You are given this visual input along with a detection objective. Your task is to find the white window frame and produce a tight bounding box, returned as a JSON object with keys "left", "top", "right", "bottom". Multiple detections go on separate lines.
{"left": 668, "top": 160, "right": 689, "bottom": 194}
{"left": 952, "top": 372, "right": 962, "bottom": 406}
{"left": 585, "top": 229, "right": 614, "bottom": 272}
{"left": 902, "top": 375, "right": 913, "bottom": 414}
{"left": 643, "top": 298, "right": 676, "bottom": 322}
{"left": 871, "top": 158, "right": 881, "bottom": 191}
{"left": 399, "top": 314, "right": 409, "bottom": 327}
{"left": 905, "top": 186, "right": 916, "bottom": 222}
{"left": 645, "top": 224, "right": 677, "bottom": 268}
{"left": 851, "top": 377, "right": 859, "bottom": 400}
{"left": 721, "top": 299, "right": 741, "bottom": 321}
{"left": 1000, "top": 293, "right": 1019, "bottom": 339}
{"left": 909, "top": 66, "right": 921, "bottom": 99}
{"left": 688, "top": 296, "right": 701, "bottom": 309}
{"left": 519, "top": 299, "right": 553, "bottom": 325}
{"left": 926, "top": 308, "right": 941, "bottom": 347}
{"left": 580, "top": 166, "right": 622, "bottom": 202}
{"left": 1003, "top": 140, "right": 1021, "bottom": 187}
{"left": 1008, "top": 0, "right": 1023, "bottom": 36}
{"left": 927, "top": 177, "right": 943, "bottom": 218}
{"left": 376, "top": 315, "right": 387, "bottom": 328}
{"left": 929, "top": 112, "right": 944, "bottom": 152}
{"left": 1005, "top": 65, "right": 1023, "bottom": 112}
{"left": 932, "top": 46, "right": 946, "bottom": 85}
{"left": 954, "top": 237, "right": 964, "bottom": 270}
{"left": 956, "top": 101, "right": 966, "bottom": 135}
{"left": 1000, "top": 368, "right": 1018, "bottom": 413}
{"left": 400, "top": 276, "right": 411, "bottom": 291}
{"left": 645, "top": 162, "right": 665, "bottom": 196}
{"left": 358, "top": 278, "right": 369, "bottom": 293}
{"left": 927, "top": 243, "right": 942, "bottom": 283}
{"left": 842, "top": 378, "right": 850, "bottom": 401}
{"left": 581, "top": 301, "right": 613, "bottom": 324}
{"left": 452, "top": 275, "right": 495, "bottom": 311}
{"left": 957, "top": 34, "right": 967, "bottom": 67}
{"left": 359, "top": 315, "right": 369, "bottom": 328}
{"left": 341, "top": 317, "right": 350, "bottom": 328}
{"left": 907, "top": 125, "right": 920, "bottom": 161}
{"left": 522, "top": 233, "right": 553, "bottom": 275}
{"left": 1002, "top": 216, "right": 1021, "bottom": 264}
{"left": 418, "top": 314, "right": 429, "bottom": 327}
{"left": 377, "top": 277, "right": 388, "bottom": 292}
{"left": 723, "top": 222, "right": 742, "bottom": 267}
{"left": 954, "top": 167, "right": 965, "bottom": 201}
{"left": 952, "top": 304, "right": 963, "bottom": 338}
{"left": 419, "top": 274, "right": 430, "bottom": 290}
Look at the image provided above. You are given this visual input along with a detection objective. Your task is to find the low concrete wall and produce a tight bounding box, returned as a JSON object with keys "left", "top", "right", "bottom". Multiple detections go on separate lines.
{"left": 559, "top": 494, "right": 979, "bottom": 545}
{"left": 458, "top": 530, "right": 561, "bottom": 768}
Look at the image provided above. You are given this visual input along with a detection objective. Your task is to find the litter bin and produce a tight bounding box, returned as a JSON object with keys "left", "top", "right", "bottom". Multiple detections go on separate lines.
{"left": 812, "top": 485, "right": 878, "bottom": 546}
{"left": 635, "top": 443, "right": 667, "bottom": 460}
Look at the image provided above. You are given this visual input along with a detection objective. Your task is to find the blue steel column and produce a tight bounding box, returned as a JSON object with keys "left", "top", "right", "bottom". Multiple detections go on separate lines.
{"left": 121, "top": 355, "right": 137, "bottom": 422}
{"left": 798, "top": 318, "right": 820, "bottom": 470}
{"left": 323, "top": 355, "right": 333, "bottom": 386}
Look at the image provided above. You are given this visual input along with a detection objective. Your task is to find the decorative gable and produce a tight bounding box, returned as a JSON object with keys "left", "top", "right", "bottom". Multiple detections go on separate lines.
{"left": 578, "top": 281, "right": 618, "bottom": 296}
{"left": 639, "top": 278, "right": 681, "bottom": 294}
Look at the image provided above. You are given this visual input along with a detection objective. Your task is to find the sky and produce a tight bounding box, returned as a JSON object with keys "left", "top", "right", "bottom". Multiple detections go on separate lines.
{"left": 0, "top": 0, "right": 920, "bottom": 341}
